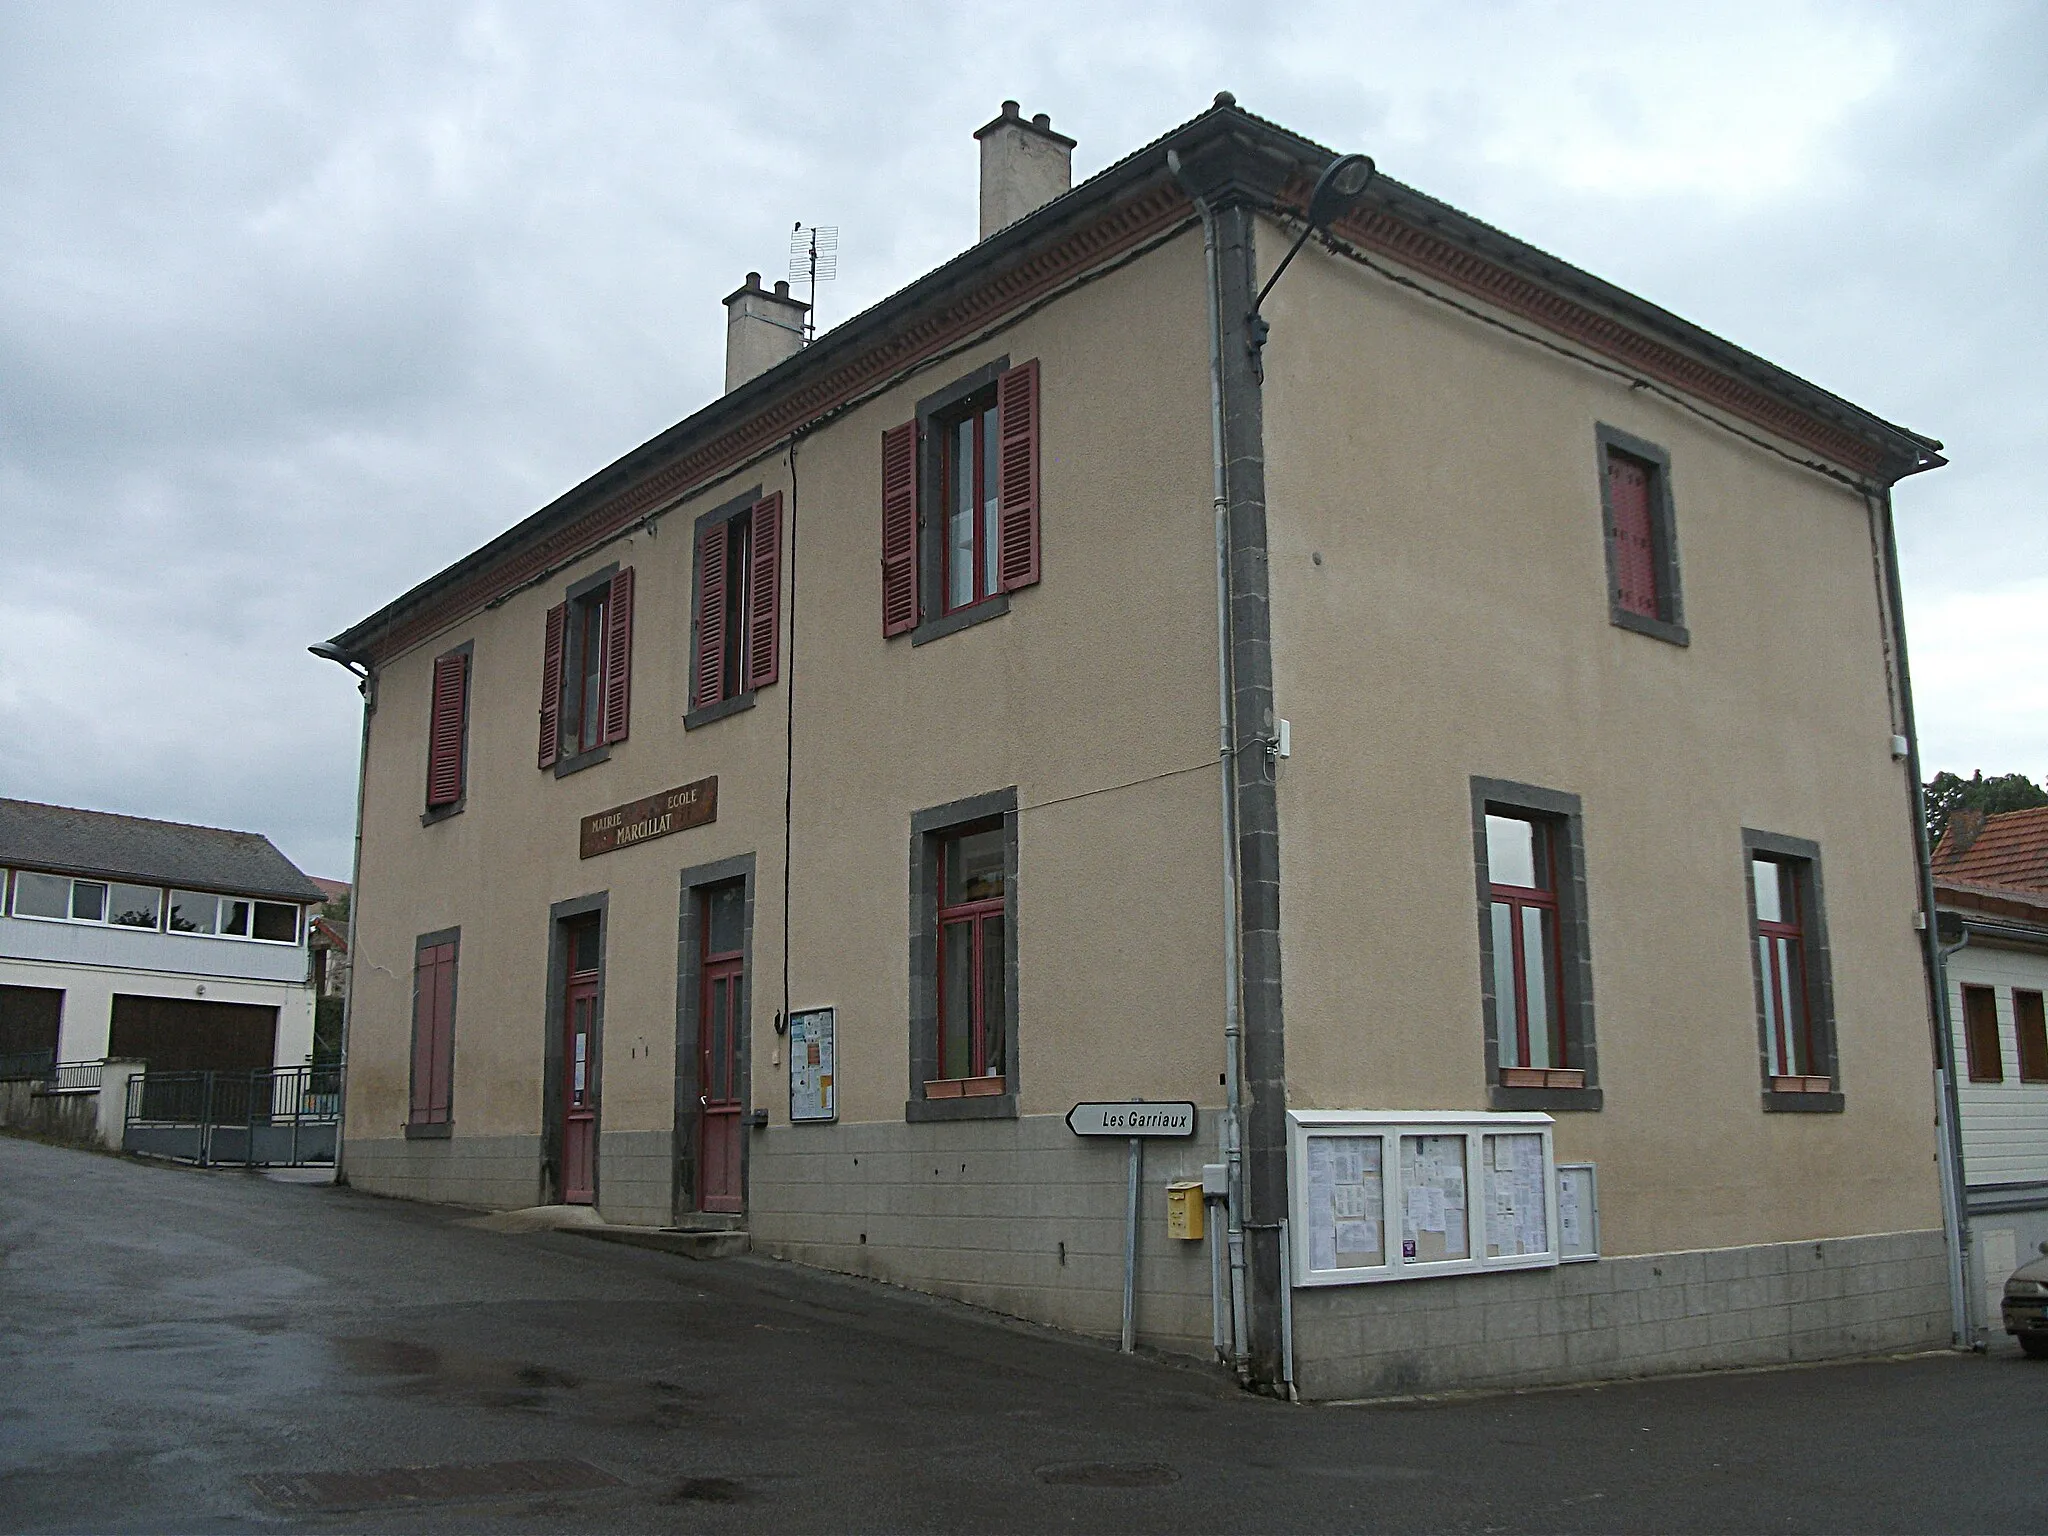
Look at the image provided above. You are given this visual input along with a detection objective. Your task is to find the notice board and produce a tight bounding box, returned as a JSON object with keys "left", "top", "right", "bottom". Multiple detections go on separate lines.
{"left": 1289, "top": 1110, "right": 1558, "bottom": 1286}
{"left": 788, "top": 1007, "right": 836, "bottom": 1123}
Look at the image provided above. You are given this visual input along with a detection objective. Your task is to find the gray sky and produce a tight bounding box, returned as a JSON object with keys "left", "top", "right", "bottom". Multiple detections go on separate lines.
{"left": 2, "top": 1, "right": 2041, "bottom": 881}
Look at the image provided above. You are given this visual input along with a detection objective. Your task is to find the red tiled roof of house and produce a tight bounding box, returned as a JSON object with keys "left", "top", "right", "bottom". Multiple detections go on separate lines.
{"left": 1932, "top": 804, "right": 2048, "bottom": 894}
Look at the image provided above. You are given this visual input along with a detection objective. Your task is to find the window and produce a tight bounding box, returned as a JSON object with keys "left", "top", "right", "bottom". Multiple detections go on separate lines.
{"left": 1743, "top": 831, "right": 1841, "bottom": 1110}
{"left": 539, "top": 565, "right": 633, "bottom": 772}
{"left": 409, "top": 928, "right": 458, "bottom": 1135}
{"left": 1595, "top": 424, "right": 1687, "bottom": 646}
{"left": 881, "top": 357, "right": 1040, "bottom": 644}
{"left": 1962, "top": 984, "right": 2003, "bottom": 1084}
{"left": 907, "top": 788, "right": 1017, "bottom": 1121}
{"left": 2017, "top": 991, "right": 2048, "bottom": 1084}
{"left": 168, "top": 890, "right": 302, "bottom": 943}
{"left": 424, "top": 642, "right": 471, "bottom": 818}
{"left": 10, "top": 871, "right": 163, "bottom": 930}
{"left": 1471, "top": 779, "right": 1599, "bottom": 1109}
{"left": 687, "top": 489, "right": 781, "bottom": 728}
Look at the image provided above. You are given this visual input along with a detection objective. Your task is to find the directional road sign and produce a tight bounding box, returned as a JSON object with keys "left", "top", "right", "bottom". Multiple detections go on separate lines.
{"left": 1066, "top": 1101, "right": 1197, "bottom": 1138}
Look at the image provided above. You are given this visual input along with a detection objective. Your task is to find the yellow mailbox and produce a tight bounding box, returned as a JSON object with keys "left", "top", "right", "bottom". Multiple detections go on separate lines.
{"left": 1166, "top": 1180, "right": 1205, "bottom": 1241}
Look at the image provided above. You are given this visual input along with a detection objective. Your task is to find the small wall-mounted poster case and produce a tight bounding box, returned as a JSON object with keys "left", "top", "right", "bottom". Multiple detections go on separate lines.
{"left": 1288, "top": 1110, "right": 1558, "bottom": 1286}
{"left": 1556, "top": 1162, "right": 1599, "bottom": 1261}
{"left": 788, "top": 1007, "right": 836, "bottom": 1122}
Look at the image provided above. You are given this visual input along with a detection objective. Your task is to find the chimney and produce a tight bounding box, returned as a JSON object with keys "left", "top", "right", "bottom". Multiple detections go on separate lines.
{"left": 722, "top": 271, "right": 810, "bottom": 392}
{"left": 974, "top": 100, "right": 1076, "bottom": 240}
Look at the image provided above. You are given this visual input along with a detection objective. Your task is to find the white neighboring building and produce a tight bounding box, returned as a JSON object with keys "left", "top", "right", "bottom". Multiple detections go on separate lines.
{"left": 0, "top": 799, "right": 326, "bottom": 1077}
{"left": 1931, "top": 805, "right": 2048, "bottom": 1330}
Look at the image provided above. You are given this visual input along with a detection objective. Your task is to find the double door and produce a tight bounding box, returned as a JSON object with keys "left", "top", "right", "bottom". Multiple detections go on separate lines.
{"left": 561, "top": 965, "right": 598, "bottom": 1205}
{"left": 697, "top": 951, "right": 744, "bottom": 1213}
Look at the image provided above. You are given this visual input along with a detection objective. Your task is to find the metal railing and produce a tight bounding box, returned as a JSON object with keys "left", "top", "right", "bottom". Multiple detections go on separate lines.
{"left": 124, "top": 1065, "right": 342, "bottom": 1167}
{"left": 39, "top": 1060, "right": 104, "bottom": 1095}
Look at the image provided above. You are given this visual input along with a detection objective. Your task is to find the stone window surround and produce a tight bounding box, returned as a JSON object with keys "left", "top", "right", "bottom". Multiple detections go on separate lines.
{"left": 1742, "top": 828, "right": 1844, "bottom": 1113}
{"left": 551, "top": 563, "right": 619, "bottom": 778}
{"left": 404, "top": 925, "right": 459, "bottom": 1140}
{"left": 1595, "top": 422, "right": 1689, "bottom": 648}
{"left": 541, "top": 891, "right": 608, "bottom": 1202}
{"left": 911, "top": 356, "right": 1011, "bottom": 647}
{"left": 1470, "top": 777, "right": 1602, "bottom": 1112}
{"left": 906, "top": 787, "right": 1019, "bottom": 1122}
{"left": 684, "top": 485, "right": 764, "bottom": 731}
{"left": 420, "top": 639, "right": 473, "bottom": 826}
{"left": 672, "top": 852, "right": 756, "bottom": 1220}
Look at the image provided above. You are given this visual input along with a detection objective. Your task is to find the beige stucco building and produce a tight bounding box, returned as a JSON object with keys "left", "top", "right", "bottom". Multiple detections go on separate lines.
{"left": 320, "top": 97, "right": 1959, "bottom": 1398}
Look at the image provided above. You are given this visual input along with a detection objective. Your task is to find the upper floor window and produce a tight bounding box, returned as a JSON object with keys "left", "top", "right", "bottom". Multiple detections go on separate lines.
{"left": 1962, "top": 983, "right": 2003, "bottom": 1083}
{"left": 10, "top": 870, "right": 162, "bottom": 929}
{"left": 687, "top": 489, "right": 781, "bottom": 729}
{"left": 881, "top": 357, "right": 1040, "bottom": 645}
{"left": 1595, "top": 424, "right": 1687, "bottom": 647}
{"left": 424, "top": 642, "right": 471, "bottom": 818}
{"left": 6, "top": 869, "right": 299, "bottom": 944}
{"left": 539, "top": 566, "right": 633, "bottom": 773}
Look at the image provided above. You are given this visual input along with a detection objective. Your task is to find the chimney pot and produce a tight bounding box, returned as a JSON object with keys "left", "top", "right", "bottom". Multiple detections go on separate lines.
{"left": 722, "top": 270, "right": 809, "bottom": 392}
{"left": 974, "top": 100, "right": 1076, "bottom": 241}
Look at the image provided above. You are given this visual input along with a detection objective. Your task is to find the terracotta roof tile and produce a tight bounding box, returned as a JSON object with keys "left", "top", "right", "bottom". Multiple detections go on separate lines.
{"left": 1931, "top": 804, "right": 2048, "bottom": 894}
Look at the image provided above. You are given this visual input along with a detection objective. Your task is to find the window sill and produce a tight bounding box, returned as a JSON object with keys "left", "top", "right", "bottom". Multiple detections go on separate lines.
{"left": 404, "top": 1120, "right": 453, "bottom": 1140}
{"left": 1610, "top": 608, "right": 1690, "bottom": 647}
{"left": 905, "top": 1090, "right": 1016, "bottom": 1123}
{"left": 685, "top": 689, "right": 756, "bottom": 732}
{"left": 420, "top": 799, "right": 465, "bottom": 826}
{"left": 911, "top": 593, "right": 1009, "bottom": 647}
{"left": 1490, "top": 1083, "right": 1603, "bottom": 1113}
{"left": 1762, "top": 1087, "right": 1843, "bottom": 1114}
{"left": 1498, "top": 1067, "right": 1584, "bottom": 1090}
{"left": 552, "top": 743, "right": 611, "bottom": 778}
{"left": 922, "top": 1076, "right": 1007, "bottom": 1100}
{"left": 1771, "top": 1075, "right": 1833, "bottom": 1095}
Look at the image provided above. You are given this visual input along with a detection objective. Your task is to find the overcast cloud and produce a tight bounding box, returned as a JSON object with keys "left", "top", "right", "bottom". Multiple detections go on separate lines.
{"left": 2, "top": 0, "right": 2041, "bottom": 880}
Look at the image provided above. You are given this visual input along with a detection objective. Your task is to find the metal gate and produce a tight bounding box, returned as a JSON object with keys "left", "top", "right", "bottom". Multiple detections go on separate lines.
{"left": 123, "top": 1065, "right": 342, "bottom": 1167}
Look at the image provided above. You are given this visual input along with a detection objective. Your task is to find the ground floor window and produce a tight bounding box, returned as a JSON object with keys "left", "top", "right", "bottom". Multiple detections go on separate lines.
{"left": 1743, "top": 830, "right": 1841, "bottom": 1110}
{"left": 907, "top": 788, "right": 1017, "bottom": 1121}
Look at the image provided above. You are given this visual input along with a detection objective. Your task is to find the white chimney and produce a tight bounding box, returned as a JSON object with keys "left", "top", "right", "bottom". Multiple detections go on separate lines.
{"left": 974, "top": 100, "right": 1076, "bottom": 241}
{"left": 722, "top": 271, "right": 810, "bottom": 392}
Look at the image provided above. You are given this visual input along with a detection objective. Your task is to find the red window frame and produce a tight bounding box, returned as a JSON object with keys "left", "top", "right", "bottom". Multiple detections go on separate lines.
{"left": 1962, "top": 983, "right": 2004, "bottom": 1084}
{"left": 935, "top": 824, "right": 1005, "bottom": 1082}
{"left": 1486, "top": 814, "right": 1567, "bottom": 1073}
{"left": 938, "top": 394, "right": 1001, "bottom": 615}
{"left": 2016, "top": 990, "right": 2048, "bottom": 1083}
{"left": 409, "top": 938, "right": 457, "bottom": 1127}
{"left": 1753, "top": 857, "right": 1818, "bottom": 1083}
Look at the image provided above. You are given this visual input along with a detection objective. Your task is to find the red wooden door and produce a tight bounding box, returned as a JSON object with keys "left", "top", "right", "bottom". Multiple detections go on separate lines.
{"left": 698, "top": 953, "right": 744, "bottom": 1213}
{"left": 562, "top": 970, "right": 599, "bottom": 1204}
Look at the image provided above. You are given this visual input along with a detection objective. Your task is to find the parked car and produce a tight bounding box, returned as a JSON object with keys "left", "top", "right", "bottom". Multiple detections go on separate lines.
{"left": 2002, "top": 1245, "right": 2048, "bottom": 1357}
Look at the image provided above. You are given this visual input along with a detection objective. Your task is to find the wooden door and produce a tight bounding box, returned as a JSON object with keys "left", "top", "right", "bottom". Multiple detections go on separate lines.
{"left": 561, "top": 969, "right": 599, "bottom": 1204}
{"left": 698, "top": 951, "right": 744, "bottom": 1213}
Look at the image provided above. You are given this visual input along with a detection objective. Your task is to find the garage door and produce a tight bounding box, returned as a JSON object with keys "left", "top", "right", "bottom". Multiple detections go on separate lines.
{"left": 0, "top": 985, "right": 63, "bottom": 1074}
{"left": 109, "top": 995, "right": 278, "bottom": 1074}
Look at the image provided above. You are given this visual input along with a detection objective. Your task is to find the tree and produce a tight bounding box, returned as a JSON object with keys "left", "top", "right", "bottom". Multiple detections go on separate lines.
{"left": 1925, "top": 769, "right": 2048, "bottom": 851}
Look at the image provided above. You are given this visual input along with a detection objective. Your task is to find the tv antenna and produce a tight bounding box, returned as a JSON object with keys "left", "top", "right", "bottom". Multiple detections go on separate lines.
{"left": 790, "top": 222, "right": 837, "bottom": 341}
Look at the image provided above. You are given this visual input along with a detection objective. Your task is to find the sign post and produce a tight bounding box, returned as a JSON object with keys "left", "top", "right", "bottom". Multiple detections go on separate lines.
{"left": 1067, "top": 1101, "right": 1197, "bottom": 1352}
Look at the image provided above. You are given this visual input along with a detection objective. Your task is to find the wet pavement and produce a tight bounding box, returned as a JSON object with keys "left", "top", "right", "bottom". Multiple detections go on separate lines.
{"left": 1, "top": 1133, "right": 2044, "bottom": 1533}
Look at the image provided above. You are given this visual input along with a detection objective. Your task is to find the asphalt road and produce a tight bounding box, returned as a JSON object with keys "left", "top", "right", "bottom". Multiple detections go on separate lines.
{"left": 2, "top": 1135, "right": 2043, "bottom": 1534}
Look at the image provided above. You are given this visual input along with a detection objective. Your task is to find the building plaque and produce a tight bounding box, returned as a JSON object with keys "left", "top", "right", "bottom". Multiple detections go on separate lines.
{"left": 579, "top": 777, "right": 717, "bottom": 859}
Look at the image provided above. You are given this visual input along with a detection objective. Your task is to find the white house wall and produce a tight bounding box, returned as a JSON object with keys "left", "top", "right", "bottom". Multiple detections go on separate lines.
{"left": 1948, "top": 942, "right": 2048, "bottom": 1187}
{"left": 0, "top": 914, "right": 309, "bottom": 985}
{"left": 0, "top": 954, "right": 315, "bottom": 1070}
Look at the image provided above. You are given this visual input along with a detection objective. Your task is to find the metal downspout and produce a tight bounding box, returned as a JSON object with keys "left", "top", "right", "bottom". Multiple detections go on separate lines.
{"left": 1172, "top": 150, "right": 1252, "bottom": 1378}
{"left": 331, "top": 668, "right": 373, "bottom": 1183}
{"left": 1873, "top": 483, "right": 1972, "bottom": 1346}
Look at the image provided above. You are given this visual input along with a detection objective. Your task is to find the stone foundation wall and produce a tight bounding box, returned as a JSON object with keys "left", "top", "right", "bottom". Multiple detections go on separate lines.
{"left": 1291, "top": 1228, "right": 1949, "bottom": 1400}
{"left": 0, "top": 1081, "right": 97, "bottom": 1145}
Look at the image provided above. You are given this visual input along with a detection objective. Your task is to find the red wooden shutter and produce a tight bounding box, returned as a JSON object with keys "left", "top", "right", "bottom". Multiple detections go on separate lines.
{"left": 602, "top": 566, "right": 633, "bottom": 744}
{"left": 696, "top": 521, "right": 728, "bottom": 707}
{"left": 996, "top": 358, "right": 1041, "bottom": 591}
{"left": 880, "top": 420, "right": 919, "bottom": 636}
{"left": 410, "top": 941, "right": 456, "bottom": 1124}
{"left": 1607, "top": 451, "right": 1658, "bottom": 618}
{"left": 746, "top": 493, "right": 782, "bottom": 690}
{"left": 538, "top": 603, "right": 567, "bottom": 768}
{"left": 426, "top": 652, "right": 468, "bottom": 808}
